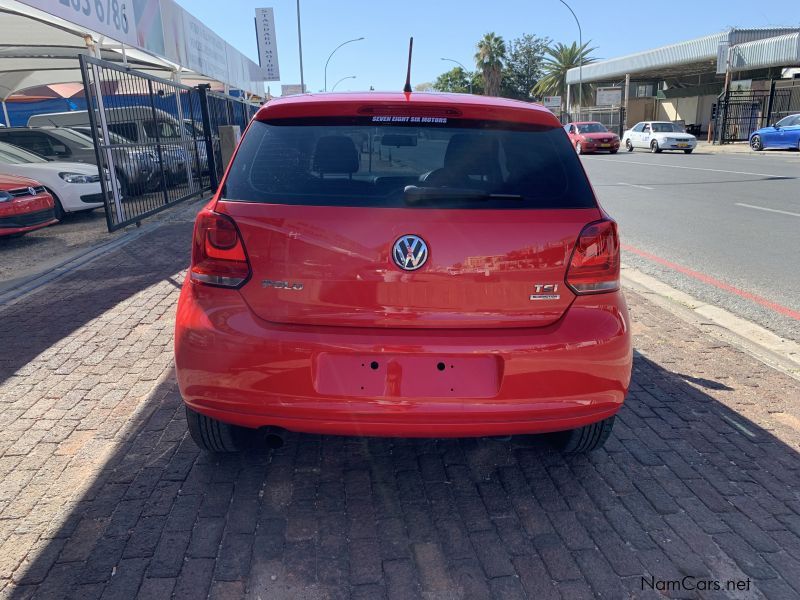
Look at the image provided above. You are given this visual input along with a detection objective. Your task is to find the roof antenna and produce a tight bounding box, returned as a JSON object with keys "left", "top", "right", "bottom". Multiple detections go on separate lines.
{"left": 403, "top": 37, "right": 414, "bottom": 93}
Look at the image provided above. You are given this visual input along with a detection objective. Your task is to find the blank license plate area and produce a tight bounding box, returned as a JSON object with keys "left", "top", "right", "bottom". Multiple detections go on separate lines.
{"left": 315, "top": 353, "right": 501, "bottom": 398}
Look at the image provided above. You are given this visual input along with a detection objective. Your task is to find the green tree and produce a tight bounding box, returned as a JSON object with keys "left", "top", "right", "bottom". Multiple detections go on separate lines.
{"left": 533, "top": 41, "right": 596, "bottom": 107}
{"left": 432, "top": 67, "right": 483, "bottom": 95}
{"left": 501, "top": 34, "right": 551, "bottom": 100}
{"left": 475, "top": 32, "right": 506, "bottom": 97}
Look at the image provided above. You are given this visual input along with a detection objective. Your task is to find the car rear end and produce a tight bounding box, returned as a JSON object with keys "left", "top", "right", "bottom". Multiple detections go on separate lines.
{"left": 175, "top": 93, "right": 632, "bottom": 449}
{"left": 0, "top": 178, "right": 56, "bottom": 236}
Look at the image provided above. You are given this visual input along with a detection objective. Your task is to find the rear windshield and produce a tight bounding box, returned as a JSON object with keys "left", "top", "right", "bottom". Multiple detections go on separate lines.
{"left": 223, "top": 118, "right": 596, "bottom": 209}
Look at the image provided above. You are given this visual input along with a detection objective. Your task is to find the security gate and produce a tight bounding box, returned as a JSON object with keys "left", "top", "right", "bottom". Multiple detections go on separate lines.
{"left": 78, "top": 55, "right": 260, "bottom": 232}
{"left": 714, "top": 81, "right": 799, "bottom": 144}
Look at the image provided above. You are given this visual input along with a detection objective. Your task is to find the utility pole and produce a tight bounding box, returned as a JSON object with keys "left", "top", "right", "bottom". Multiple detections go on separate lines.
{"left": 558, "top": 1, "right": 583, "bottom": 110}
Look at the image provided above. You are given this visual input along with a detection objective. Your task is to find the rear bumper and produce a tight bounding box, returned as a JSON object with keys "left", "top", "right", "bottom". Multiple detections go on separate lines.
{"left": 174, "top": 283, "right": 632, "bottom": 437}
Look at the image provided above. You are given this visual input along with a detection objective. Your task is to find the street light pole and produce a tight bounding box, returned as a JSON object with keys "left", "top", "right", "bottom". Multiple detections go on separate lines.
{"left": 331, "top": 75, "right": 356, "bottom": 91}
{"left": 325, "top": 37, "right": 365, "bottom": 92}
{"left": 440, "top": 58, "right": 473, "bottom": 94}
{"left": 558, "top": 0, "right": 582, "bottom": 112}
{"left": 296, "top": 0, "right": 305, "bottom": 92}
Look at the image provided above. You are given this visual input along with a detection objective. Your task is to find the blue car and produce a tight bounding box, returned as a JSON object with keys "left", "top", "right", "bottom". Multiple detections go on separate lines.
{"left": 749, "top": 114, "right": 800, "bottom": 151}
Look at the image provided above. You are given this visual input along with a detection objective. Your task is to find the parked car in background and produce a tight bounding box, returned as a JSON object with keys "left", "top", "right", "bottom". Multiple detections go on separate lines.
{"left": 564, "top": 121, "right": 620, "bottom": 154}
{"left": 749, "top": 114, "right": 800, "bottom": 151}
{"left": 29, "top": 108, "right": 195, "bottom": 183}
{"left": 175, "top": 91, "right": 632, "bottom": 453}
{"left": 622, "top": 121, "right": 696, "bottom": 153}
{"left": 0, "top": 174, "right": 57, "bottom": 237}
{"left": 0, "top": 126, "right": 158, "bottom": 195}
{"left": 0, "top": 141, "right": 106, "bottom": 219}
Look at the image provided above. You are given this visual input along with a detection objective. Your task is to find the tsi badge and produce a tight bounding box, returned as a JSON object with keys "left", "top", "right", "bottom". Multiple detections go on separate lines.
{"left": 262, "top": 279, "right": 304, "bottom": 291}
{"left": 530, "top": 283, "right": 560, "bottom": 301}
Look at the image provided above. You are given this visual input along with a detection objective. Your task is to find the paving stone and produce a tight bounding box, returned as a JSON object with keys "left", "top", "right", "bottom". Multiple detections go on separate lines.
{"left": 4, "top": 208, "right": 800, "bottom": 600}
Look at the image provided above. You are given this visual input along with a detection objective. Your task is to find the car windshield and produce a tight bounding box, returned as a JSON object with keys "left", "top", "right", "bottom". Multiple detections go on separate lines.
{"left": 651, "top": 123, "right": 683, "bottom": 133}
{"left": 184, "top": 122, "right": 203, "bottom": 136}
{"left": 51, "top": 128, "right": 95, "bottom": 148}
{"left": 577, "top": 123, "right": 608, "bottom": 133}
{"left": 775, "top": 115, "right": 799, "bottom": 127}
{"left": 0, "top": 141, "right": 49, "bottom": 164}
{"left": 143, "top": 120, "right": 182, "bottom": 139}
{"left": 73, "top": 127, "right": 133, "bottom": 145}
{"left": 223, "top": 119, "right": 596, "bottom": 209}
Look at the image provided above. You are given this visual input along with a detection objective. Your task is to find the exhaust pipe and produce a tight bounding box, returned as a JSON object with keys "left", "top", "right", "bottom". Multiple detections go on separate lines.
{"left": 262, "top": 426, "right": 286, "bottom": 449}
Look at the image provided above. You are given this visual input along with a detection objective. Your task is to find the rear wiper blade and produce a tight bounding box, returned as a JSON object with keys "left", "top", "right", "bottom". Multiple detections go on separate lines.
{"left": 403, "top": 185, "right": 522, "bottom": 204}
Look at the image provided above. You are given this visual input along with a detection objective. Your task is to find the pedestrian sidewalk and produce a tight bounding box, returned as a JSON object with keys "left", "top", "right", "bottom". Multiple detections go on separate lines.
{"left": 2, "top": 205, "right": 800, "bottom": 599}
{"left": 694, "top": 141, "right": 800, "bottom": 156}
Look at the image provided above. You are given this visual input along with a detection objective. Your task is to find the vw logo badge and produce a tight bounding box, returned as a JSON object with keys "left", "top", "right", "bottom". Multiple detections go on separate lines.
{"left": 392, "top": 234, "right": 429, "bottom": 271}
{"left": 27, "top": 187, "right": 36, "bottom": 196}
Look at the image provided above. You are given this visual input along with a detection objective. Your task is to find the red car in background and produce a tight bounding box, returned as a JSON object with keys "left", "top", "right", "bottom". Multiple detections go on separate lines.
{"left": 174, "top": 92, "right": 632, "bottom": 454}
{"left": 565, "top": 121, "right": 621, "bottom": 154}
{"left": 0, "top": 175, "right": 57, "bottom": 237}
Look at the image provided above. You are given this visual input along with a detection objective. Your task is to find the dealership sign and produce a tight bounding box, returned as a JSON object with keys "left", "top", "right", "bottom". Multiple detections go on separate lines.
{"left": 18, "top": 0, "right": 139, "bottom": 45}
{"left": 16, "top": 0, "right": 270, "bottom": 94}
{"left": 255, "top": 8, "right": 280, "bottom": 81}
{"left": 596, "top": 87, "right": 623, "bottom": 107}
{"left": 543, "top": 96, "right": 561, "bottom": 110}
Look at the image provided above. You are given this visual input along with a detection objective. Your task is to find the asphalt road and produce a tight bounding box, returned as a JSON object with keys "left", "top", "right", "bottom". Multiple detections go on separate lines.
{"left": 581, "top": 149, "right": 800, "bottom": 343}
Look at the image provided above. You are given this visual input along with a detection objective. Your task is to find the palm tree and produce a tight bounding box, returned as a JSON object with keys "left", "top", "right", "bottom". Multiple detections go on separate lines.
{"left": 475, "top": 33, "right": 506, "bottom": 97}
{"left": 533, "top": 41, "right": 596, "bottom": 108}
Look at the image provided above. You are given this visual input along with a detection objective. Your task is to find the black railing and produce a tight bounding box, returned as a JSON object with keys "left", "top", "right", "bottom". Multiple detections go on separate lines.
{"left": 78, "top": 55, "right": 260, "bottom": 232}
{"left": 714, "top": 80, "right": 799, "bottom": 144}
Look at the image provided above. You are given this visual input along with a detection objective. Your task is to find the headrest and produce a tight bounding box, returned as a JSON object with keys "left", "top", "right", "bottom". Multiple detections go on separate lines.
{"left": 313, "top": 136, "right": 359, "bottom": 174}
{"left": 443, "top": 134, "right": 499, "bottom": 176}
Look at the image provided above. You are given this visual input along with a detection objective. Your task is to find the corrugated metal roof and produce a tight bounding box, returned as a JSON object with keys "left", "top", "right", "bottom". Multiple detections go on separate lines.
{"left": 729, "top": 32, "right": 800, "bottom": 71}
{"left": 566, "top": 28, "right": 800, "bottom": 84}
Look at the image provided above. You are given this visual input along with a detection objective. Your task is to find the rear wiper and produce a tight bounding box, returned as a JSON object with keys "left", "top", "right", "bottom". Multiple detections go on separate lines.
{"left": 403, "top": 185, "right": 522, "bottom": 204}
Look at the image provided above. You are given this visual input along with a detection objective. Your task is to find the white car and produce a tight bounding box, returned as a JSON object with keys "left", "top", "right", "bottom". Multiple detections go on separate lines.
{"left": 622, "top": 121, "right": 697, "bottom": 154}
{"left": 0, "top": 141, "right": 106, "bottom": 219}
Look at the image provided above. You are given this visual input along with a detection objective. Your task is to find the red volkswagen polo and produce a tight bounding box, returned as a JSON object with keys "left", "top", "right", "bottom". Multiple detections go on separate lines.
{"left": 175, "top": 92, "right": 632, "bottom": 453}
{"left": 0, "top": 175, "right": 56, "bottom": 237}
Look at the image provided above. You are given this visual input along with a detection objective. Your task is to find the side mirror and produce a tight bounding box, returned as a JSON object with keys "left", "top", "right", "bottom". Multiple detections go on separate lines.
{"left": 770, "top": 124, "right": 779, "bottom": 129}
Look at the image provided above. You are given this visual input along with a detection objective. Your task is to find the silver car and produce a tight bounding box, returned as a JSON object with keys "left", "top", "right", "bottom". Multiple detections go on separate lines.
{"left": 0, "top": 127, "right": 158, "bottom": 195}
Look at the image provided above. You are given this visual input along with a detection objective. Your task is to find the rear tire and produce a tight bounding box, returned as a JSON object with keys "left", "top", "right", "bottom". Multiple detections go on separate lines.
{"left": 683, "top": 149, "right": 693, "bottom": 154}
{"left": 551, "top": 416, "right": 615, "bottom": 453}
{"left": 625, "top": 140, "right": 634, "bottom": 152}
{"left": 185, "top": 405, "right": 248, "bottom": 452}
{"left": 609, "top": 149, "right": 618, "bottom": 154}
{"left": 650, "top": 140, "right": 661, "bottom": 153}
{"left": 575, "top": 142, "right": 583, "bottom": 155}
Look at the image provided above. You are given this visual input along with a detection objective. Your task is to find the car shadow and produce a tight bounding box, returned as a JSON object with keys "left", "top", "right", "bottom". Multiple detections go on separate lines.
{"left": 0, "top": 221, "right": 193, "bottom": 387}
{"left": 8, "top": 349, "right": 800, "bottom": 598}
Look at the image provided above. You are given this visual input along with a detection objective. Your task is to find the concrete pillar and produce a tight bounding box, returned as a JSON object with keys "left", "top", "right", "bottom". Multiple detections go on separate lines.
{"left": 623, "top": 73, "right": 630, "bottom": 130}
{"left": 219, "top": 125, "right": 241, "bottom": 172}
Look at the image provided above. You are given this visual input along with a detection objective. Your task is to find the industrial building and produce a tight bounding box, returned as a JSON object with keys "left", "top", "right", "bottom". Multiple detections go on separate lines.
{"left": 565, "top": 28, "right": 800, "bottom": 135}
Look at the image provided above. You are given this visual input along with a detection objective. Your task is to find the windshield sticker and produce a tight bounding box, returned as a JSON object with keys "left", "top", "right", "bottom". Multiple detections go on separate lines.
{"left": 371, "top": 116, "right": 448, "bottom": 124}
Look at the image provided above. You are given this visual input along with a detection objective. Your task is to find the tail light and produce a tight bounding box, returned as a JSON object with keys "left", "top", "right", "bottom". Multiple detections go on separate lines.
{"left": 566, "top": 219, "right": 620, "bottom": 294}
{"left": 190, "top": 210, "right": 250, "bottom": 288}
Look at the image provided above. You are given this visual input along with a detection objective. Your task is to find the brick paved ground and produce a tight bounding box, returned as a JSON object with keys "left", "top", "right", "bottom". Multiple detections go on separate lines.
{"left": 2, "top": 210, "right": 800, "bottom": 599}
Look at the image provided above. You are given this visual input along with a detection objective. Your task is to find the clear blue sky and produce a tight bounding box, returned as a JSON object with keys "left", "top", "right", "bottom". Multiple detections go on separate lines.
{"left": 185, "top": 0, "right": 800, "bottom": 94}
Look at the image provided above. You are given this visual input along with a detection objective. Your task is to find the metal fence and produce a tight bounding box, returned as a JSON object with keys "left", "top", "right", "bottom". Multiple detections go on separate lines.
{"left": 556, "top": 107, "right": 627, "bottom": 137}
{"left": 78, "top": 55, "right": 260, "bottom": 232}
{"left": 714, "top": 80, "right": 800, "bottom": 144}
